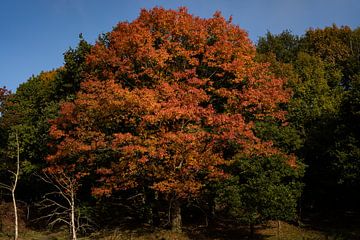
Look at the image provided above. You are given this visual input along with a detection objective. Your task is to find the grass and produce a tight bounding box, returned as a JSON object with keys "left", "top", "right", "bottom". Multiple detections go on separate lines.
{"left": 257, "top": 221, "right": 328, "bottom": 240}
{"left": 0, "top": 220, "right": 359, "bottom": 239}
{"left": 0, "top": 230, "right": 67, "bottom": 240}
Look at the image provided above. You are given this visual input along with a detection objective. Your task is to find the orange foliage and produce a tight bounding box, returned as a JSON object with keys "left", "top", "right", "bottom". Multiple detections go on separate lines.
{"left": 47, "top": 7, "right": 293, "bottom": 201}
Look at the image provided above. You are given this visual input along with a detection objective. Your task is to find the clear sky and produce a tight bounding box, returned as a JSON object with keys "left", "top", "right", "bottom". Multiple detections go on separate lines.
{"left": 1, "top": 0, "right": 359, "bottom": 92}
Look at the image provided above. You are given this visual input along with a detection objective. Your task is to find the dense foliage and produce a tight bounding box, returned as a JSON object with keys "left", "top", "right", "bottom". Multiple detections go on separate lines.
{"left": 257, "top": 25, "right": 360, "bottom": 213}
{"left": 0, "top": 7, "right": 359, "bottom": 238}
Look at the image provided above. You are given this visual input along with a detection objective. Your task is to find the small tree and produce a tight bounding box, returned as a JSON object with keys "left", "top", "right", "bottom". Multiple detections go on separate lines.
{"left": 0, "top": 132, "right": 20, "bottom": 240}
{"left": 215, "top": 154, "right": 303, "bottom": 238}
{"left": 36, "top": 169, "right": 80, "bottom": 240}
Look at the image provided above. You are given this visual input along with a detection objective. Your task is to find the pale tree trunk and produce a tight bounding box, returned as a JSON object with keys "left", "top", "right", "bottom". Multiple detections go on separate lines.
{"left": 38, "top": 172, "right": 80, "bottom": 240}
{"left": 36, "top": 173, "right": 79, "bottom": 240}
{"left": 11, "top": 191, "right": 18, "bottom": 240}
{"left": 0, "top": 133, "right": 21, "bottom": 240}
{"left": 11, "top": 133, "right": 20, "bottom": 240}
{"left": 171, "top": 200, "right": 182, "bottom": 233}
{"left": 70, "top": 187, "right": 77, "bottom": 240}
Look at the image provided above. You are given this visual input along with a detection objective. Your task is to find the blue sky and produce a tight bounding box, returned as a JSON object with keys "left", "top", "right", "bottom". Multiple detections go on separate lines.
{"left": 1, "top": 0, "right": 359, "bottom": 92}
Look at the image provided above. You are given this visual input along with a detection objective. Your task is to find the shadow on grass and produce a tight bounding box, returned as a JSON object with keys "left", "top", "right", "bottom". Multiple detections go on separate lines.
{"left": 300, "top": 210, "right": 360, "bottom": 240}
{"left": 185, "top": 220, "right": 272, "bottom": 240}
{"left": 95, "top": 221, "right": 272, "bottom": 240}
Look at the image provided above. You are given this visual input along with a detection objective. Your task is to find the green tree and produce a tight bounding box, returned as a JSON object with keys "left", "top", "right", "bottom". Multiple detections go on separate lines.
{"left": 55, "top": 35, "right": 92, "bottom": 100}
{"left": 257, "top": 30, "right": 300, "bottom": 63}
{"left": 0, "top": 87, "right": 11, "bottom": 161}
{"left": 215, "top": 154, "right": 303, "bottom": 236}
{"left": 300, "top": 25, "right": 352, "bottom": 67}
{"left": 256, "top": 25, "right": 360, "bottom": 214}
{"left": 1, "top": 71, "right": 59, "bottom": 167}
{"left": 325, "top": 74, "right": 360, "bottom": 208}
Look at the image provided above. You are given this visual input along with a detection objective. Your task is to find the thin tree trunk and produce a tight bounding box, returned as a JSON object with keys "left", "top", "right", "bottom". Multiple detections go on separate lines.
{"left": 70, "top": 188, "right": 77, "bottom": 240}
{"left": 11, "top": 191, "right": 18, "bottom": 240}
{"left": 12, "top": 133, "right": 20, "bottom": 240}
{"left": 277, "top": 220, "right": 281, "bottom": 240}
{"left": 171, "top": 200, "right": 182, "bottom": 233}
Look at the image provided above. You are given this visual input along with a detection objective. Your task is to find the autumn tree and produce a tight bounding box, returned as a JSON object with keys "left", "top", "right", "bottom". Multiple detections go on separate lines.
{"left": 48, "top": 7, "right": 298, "bottom": 232}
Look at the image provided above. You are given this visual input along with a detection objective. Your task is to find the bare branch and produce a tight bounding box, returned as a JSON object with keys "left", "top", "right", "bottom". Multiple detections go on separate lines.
{"left": 0, "top": 182, "right": 11, "bottom": 191}
{"left": 33, "top": 210, "right": 69, "bottom": 222}
{"left": 127, "top": 193, "right": 143, "bottom": 200}
{"left": 7, "top": 169, "right": 16, "bottom": 176}
{"left": 37, "top": 198, "right": 68, "bottom": 211}
{"left": 49, "top": 217, "right": 70, "bottom": 227}
{"left": 36, "top": 173, "right": 73, "bottom": 206}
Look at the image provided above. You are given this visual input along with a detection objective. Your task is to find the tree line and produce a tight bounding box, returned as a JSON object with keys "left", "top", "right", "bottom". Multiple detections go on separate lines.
{"left": 0, "top": 7, "right": 359, "bottom": 239}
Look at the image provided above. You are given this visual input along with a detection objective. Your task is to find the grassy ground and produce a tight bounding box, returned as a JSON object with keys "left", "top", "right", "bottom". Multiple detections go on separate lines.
{"left": 1, "top": 220, "right": 359, "bottom": 240}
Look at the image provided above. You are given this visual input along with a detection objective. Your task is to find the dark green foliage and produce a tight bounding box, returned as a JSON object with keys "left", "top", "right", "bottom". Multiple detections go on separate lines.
{"left": 256, "top": 25, "right": 360, "bottom": 215}
{"left": 0, "top": 87, "right": 11, "bottom": 157}
{"left": 257, "top": 30, "right": 300, "bottom": 63}
{"left": 254, "top": 121, "right": 303, "bottom": 154}
{"left": 55, "top": 35, "right": 92, "bottom": 99}
{"left": 329, "top": 75, "right": 360, "bottom": 186}
{"left": 215, "top": 155, "right": 304, "bottom": 225}
{"left": 0, "top": 72, "right": 62, "bottom": 207}
{"left": 1, "top": 71, "right": 60, "bottom": 166}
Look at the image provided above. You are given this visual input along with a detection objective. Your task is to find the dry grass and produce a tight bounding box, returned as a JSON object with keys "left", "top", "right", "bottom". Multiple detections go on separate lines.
{"left": 0, "top": 220, "right": 359, "bottom": 239}
{"left": 92, "top": 228, "right": 189, "bottom": 240}
{"left": 257, "top": 221, "right": 328, "bottom": 240}
{"left": 93, "top": 223, "right": 325, "bottom": 240}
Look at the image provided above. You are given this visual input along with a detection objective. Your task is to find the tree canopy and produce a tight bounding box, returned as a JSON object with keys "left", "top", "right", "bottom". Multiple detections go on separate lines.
{"left": 1, "top": 7, "right": 358, "bottom": 238}
{"left": 46, "top": 7, "right": 299, "bottom": 231}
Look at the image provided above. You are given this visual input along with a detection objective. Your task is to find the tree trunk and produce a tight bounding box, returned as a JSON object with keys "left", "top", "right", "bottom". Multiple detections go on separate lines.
{"left": 70, "top": 188, "right": 77, "bottom": 240}
{"left": 171, "top": 200, "right": 182, "bottom": 233}
{"left": 277, "top": 220, "right": 281, "bottom": 240}
{"left": 12, "top": 133, "right": 20, "bottom": 240}
{"left": 11, "top": 190, "right": 18, "bottom": 240}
